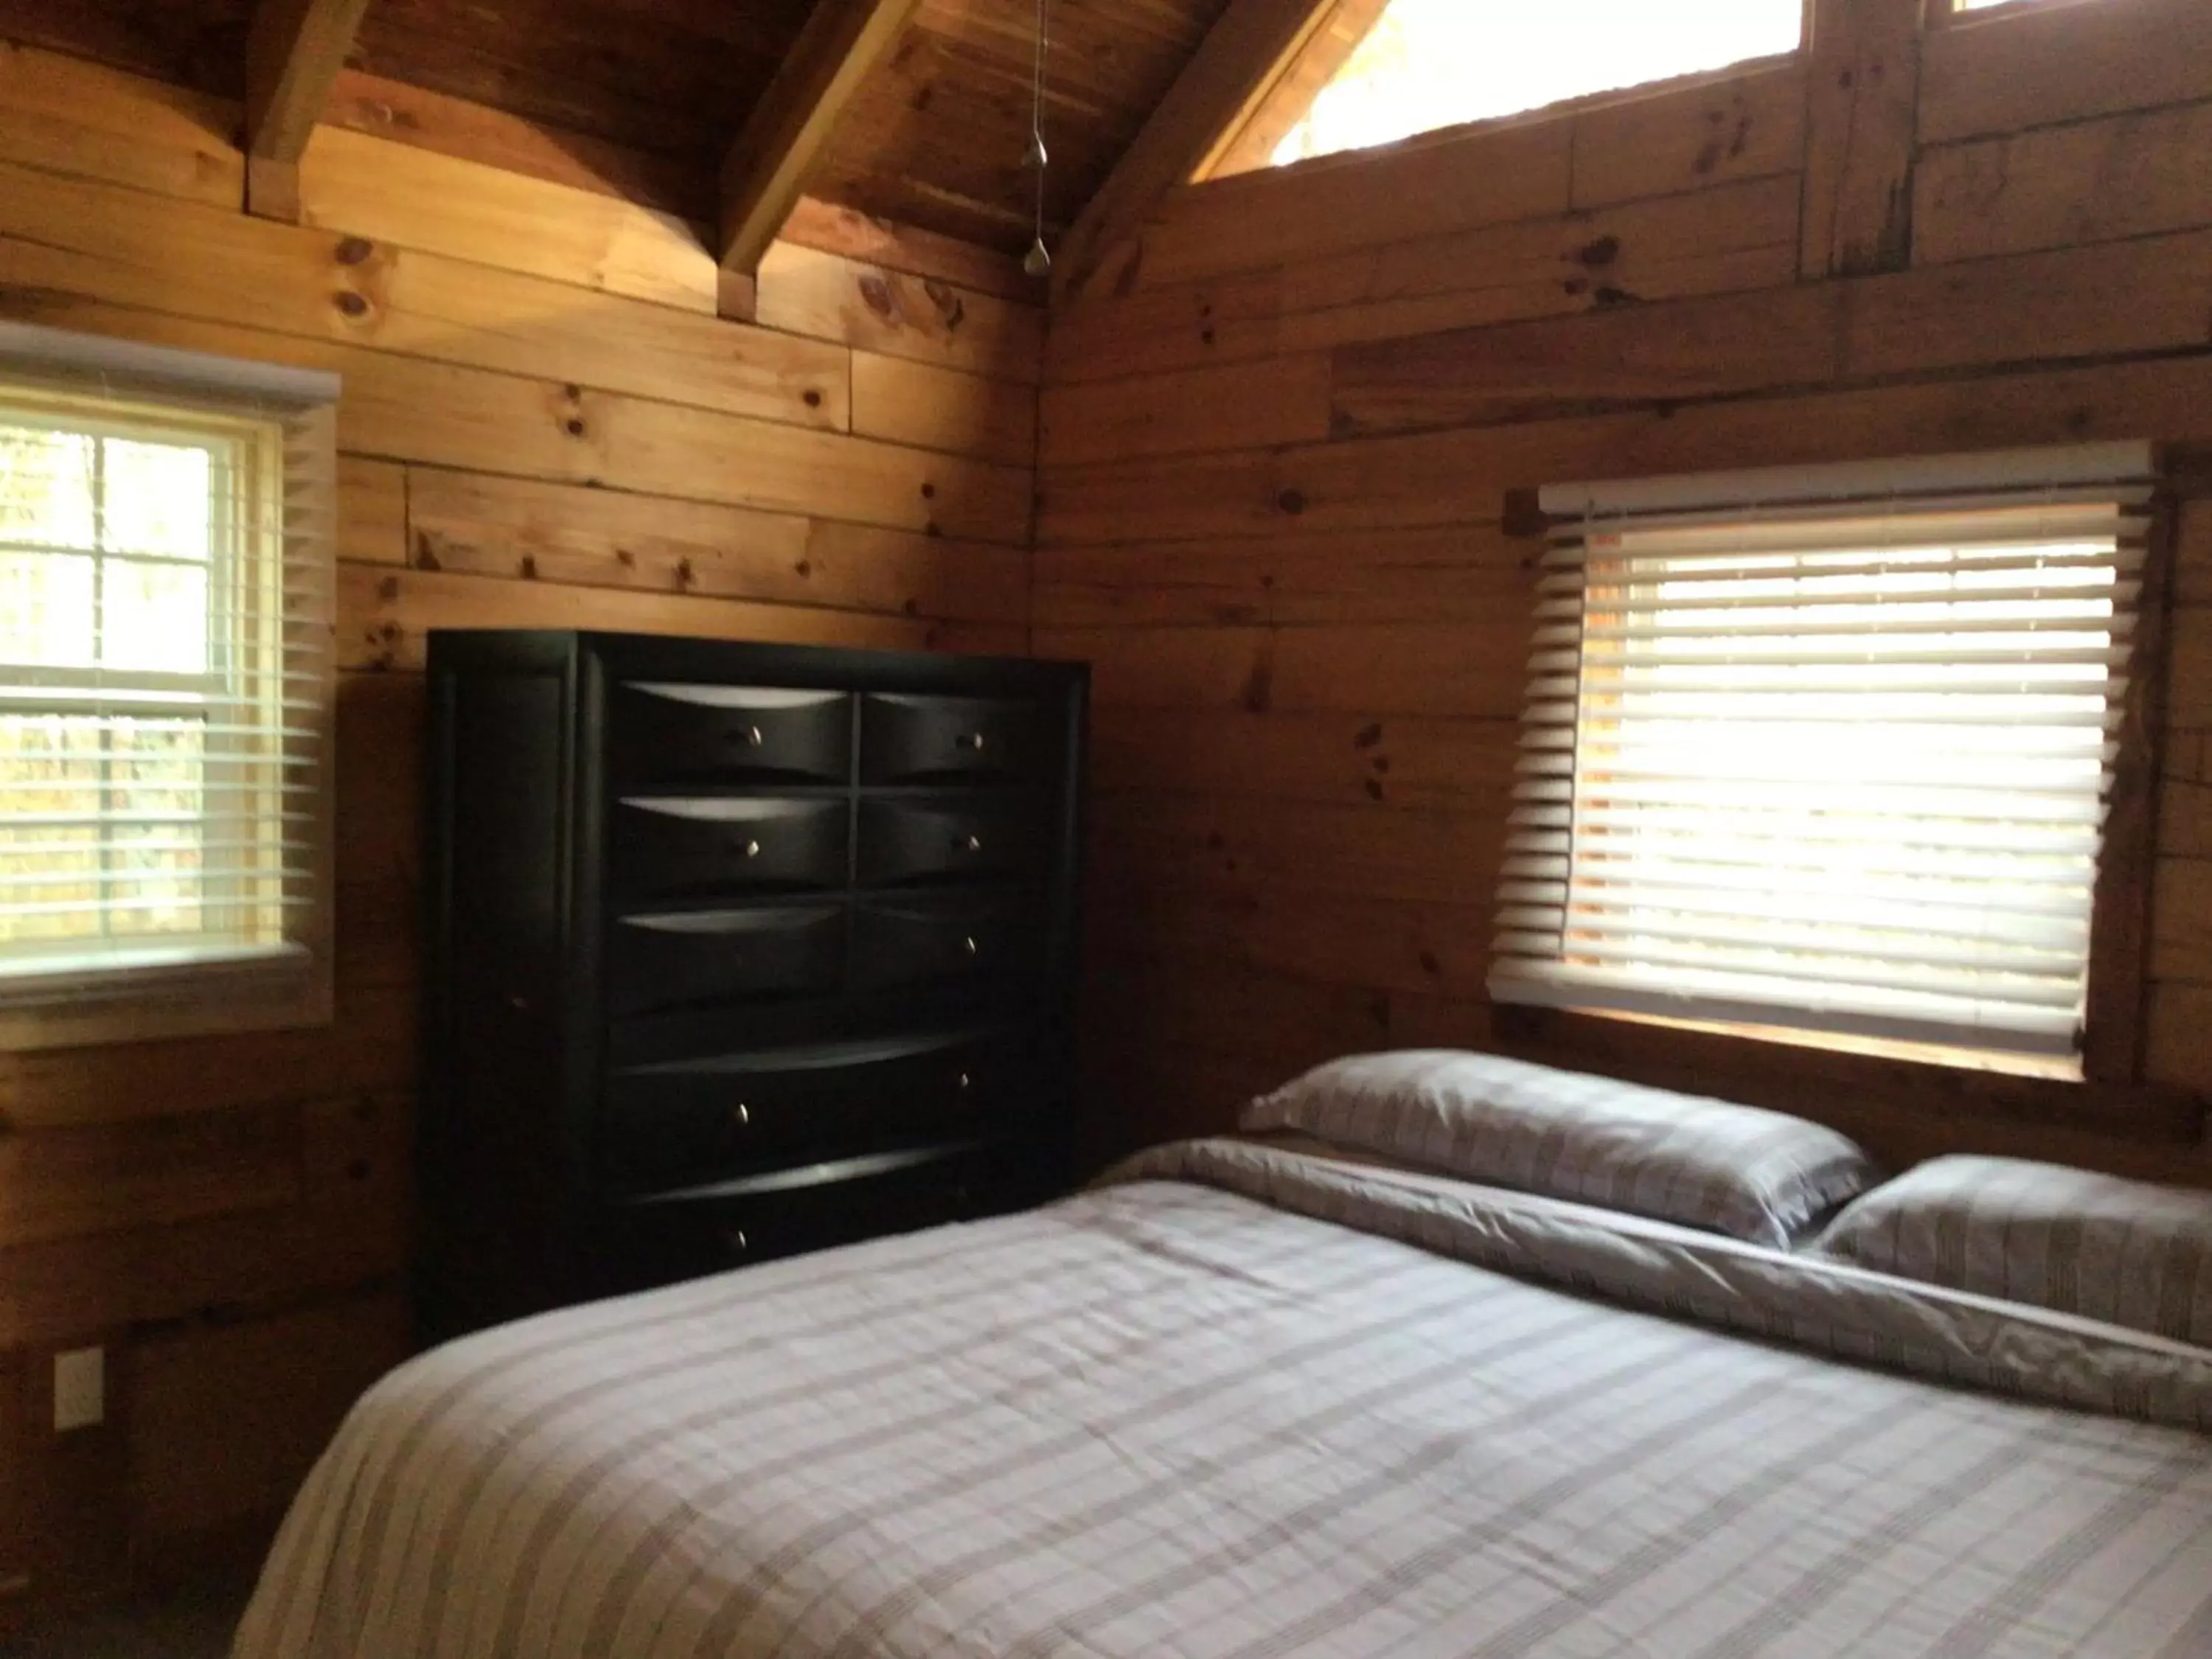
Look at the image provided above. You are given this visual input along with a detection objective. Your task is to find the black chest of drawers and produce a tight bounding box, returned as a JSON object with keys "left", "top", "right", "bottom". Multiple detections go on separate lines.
{"left": 417, "top": 631, "right": 1088, "bottom": 1341}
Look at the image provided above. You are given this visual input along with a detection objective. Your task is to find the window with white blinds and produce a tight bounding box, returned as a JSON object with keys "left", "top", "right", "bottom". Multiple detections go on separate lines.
{"left": 0, "top": 321, "right": 338, "bottom": 1046}
{"left": 1492, "top": 442, "right": 2157, "bottom": 1065}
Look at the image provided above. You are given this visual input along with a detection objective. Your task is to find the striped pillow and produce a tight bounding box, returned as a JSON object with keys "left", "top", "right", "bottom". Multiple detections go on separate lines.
{"left": 1816, "top": 1155, "right": 2212, "bottom": 1349}
{"left": 1241, "top": 1051, "right": 1878, "bottom": 1248}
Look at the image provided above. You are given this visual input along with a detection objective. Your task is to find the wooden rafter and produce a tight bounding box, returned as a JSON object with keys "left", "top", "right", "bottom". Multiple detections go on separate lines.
{"left": 1052, "top": 0, "right": 1348, "bottom": 300}
{"left": 1799, "top": 0, "right": 1924, "bottom": 277}
{"left": 718, "top": 0, "right": 926, "bottom": 296}
{"left": 1202, "top": 0, "right": 1394, "bottom": 180}
{"left": 243, "top": 0, "right": 373, "bottom": 220}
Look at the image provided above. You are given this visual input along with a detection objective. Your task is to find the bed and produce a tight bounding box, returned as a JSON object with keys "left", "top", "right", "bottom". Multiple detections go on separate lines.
{"left": 236, "top": 1136, "right": 2212, "bottom": 1658}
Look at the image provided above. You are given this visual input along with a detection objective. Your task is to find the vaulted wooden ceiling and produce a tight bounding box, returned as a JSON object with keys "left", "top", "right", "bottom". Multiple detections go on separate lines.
{"left": 0, "top": 0, "right": 1238, "bottom": 255}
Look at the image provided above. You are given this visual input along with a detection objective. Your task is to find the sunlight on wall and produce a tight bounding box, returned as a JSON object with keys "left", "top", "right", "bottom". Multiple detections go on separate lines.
{"left": 1273, "top": 0, "right": 1805, "bottom": 166}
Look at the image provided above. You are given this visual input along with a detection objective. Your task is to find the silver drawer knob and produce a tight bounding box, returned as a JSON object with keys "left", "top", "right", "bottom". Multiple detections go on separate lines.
{"left": 956, "top": 1071, "right": 973, "bottom": 1090}
{"left": 724, "top": 1228, "right": 748, "bottom": 1254}
{"left": 744, "top": 838, "right": 762, "bottom": 858}
{"left": 962, "top": 936, "right": 978, "bottom": 956}
{"left": 734, "top": 1102, "right": 751, "bottom": 1127}
{"left": 745, "top": 725, "right": 764, "bottom": 747}
{"left": 964, "top": 834, "right": 983, "bottom": 853}
{"left": 959, "top": 731, "right": 987, "bottom": 751}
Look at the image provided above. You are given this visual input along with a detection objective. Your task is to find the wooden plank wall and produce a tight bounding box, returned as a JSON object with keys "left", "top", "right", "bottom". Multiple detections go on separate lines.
{"left": 0, "top": 38, "right": 1039, "bottom": 1603}
{"left": 1039, "top": 0, "right": 2212, "bottom": 1178}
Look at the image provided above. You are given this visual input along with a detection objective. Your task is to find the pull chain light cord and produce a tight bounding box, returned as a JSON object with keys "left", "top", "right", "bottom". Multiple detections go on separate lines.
{"left": 1023, "top": 0, "right": 1052, "bottom": 276}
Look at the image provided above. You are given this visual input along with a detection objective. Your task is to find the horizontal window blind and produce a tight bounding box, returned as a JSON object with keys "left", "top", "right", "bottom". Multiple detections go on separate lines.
{"left": 1492, "top": 442, "right": 2157, "bottom": 1061}
{"left": 0, "top": 322, "right": 338, "bottom": 1014}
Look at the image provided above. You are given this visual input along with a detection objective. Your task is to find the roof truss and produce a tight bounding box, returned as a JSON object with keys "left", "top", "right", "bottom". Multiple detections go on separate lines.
{"left": 244, "top": 0, "right": 374, "bottom": 220}
{"left": 1054, "top": 0, "right": 1389, "bottom": 299}
{"left": 717, "top": 0, "right": 928, "bottom": 308}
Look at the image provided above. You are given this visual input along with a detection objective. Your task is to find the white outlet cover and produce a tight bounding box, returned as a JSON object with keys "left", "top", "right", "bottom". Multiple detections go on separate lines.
{"left": 54, "top": 1346, "right": 104, "bottom": 1433}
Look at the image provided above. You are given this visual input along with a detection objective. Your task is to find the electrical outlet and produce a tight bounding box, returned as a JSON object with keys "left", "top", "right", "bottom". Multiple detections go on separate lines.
{"left": 53, "top": 1347, "right": 103, "bottom": 1433}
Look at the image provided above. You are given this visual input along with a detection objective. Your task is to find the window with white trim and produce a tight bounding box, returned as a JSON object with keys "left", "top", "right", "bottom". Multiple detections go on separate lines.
{"left": 1491, "top": 442, "right": 2157, "bottom": 1074}
{"left": 0, "top": 323, "right": 338, "bottom": 1049}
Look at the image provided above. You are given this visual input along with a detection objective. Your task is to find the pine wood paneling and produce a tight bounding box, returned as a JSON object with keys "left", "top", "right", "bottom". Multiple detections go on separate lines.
{"left": 404, "top": 469, "right": 1027, "bottom": 623}
{"left": 1045, "top": 177, "right": 1806, "bottom": 384}
{"left": 1568, "top": 61, "right": 1806, "bottom": 210}
{"left": 1041, "top": 621, "right": 1532, "bottom": 720}
{"left": 336, "top": 565, "right": 941, "bottom": 671}
{"left": 1328, "top": 229, "right": 2212, "bottom": 439}
{"left": 1040, "top": 355, "right": 1333, "bottom": 466}
{"left": 0, "top": 38, "right": 239, "bottom": 206}
{"left": 0, "top": 41, "right": 1042, "bottom": 1587}
{"left": 0, "top": 1091, "right": 413, "bottom": 1352}
{"left": 1920, "top": 0, "right": 2212, "bottom": 145}
{"left": 0, "top": 990, "right": 415, "bottom": 1133}
{"left": 130, "top": 1292, "right": 408, "bottom": 1545}
{"left": 300, "top": 125, "right": 721, "bottom": 312}
{"left": 1091, "top": 791, "right": 1505, "bottom": 908}
{"left": 0, "top": 155, "right": 850, "bottom": 432}
{"left": 851, "top": 355, "right": 1038, "bottom": 468}
{"left": 0, "top": 1111, "right": 299, "bottom": 1251}
{"left": 336, "top": 459, "right": 408, "bottom": 567}
{"left": 1046, "top": 352, "right": 2212, "bottom": 549}
{"left": 1915, "top": 99, "right": 2212, "bottom": 265}
{"left": 757, "top": 242, "right": 1046, "bottom": 384}
{"left": 1087, "top": 708, "right": 1520, "bottom": 810}
{"left": 1043, "top": 32, "right": 2212, "bottom": 1180}
{"left": 1329, "top": 284, "right": 1840, "bottom": 438}
{"left": 777, "top": 198, "right": 1037, "bottom": 303}
{"left": 1139, "top": 119, "right": 1574, "bottom": 286}
{"left": 1033, "top": 523, "right": 1538, "bottom": 629}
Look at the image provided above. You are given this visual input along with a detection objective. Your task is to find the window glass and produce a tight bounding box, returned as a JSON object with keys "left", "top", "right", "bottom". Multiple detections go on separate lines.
{"left": 0, "top": 398, "right": 288, "bottom": 972}
{"left": 1273, "top": 0, "right": 1805, "bottom": 167}
{"left": 1492, "top": 452, "right": 2154, "bottom": 1071}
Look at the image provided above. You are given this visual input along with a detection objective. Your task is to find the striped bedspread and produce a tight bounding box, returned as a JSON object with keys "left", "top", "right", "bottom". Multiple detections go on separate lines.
{"left": 237, "top": 1141, "right": 2212, "bottom": 1658}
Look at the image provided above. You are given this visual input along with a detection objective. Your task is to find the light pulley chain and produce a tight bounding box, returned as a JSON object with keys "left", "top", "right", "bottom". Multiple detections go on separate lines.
{"left": 1023, "top": 0, "right": 1052, "bottom": 276}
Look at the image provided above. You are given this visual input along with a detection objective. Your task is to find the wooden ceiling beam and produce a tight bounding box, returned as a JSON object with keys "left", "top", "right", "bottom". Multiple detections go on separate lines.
{"left": 1203, "top": 0, "right": 1394, "bottom": 180}
{"left": 1052, "top": 0, "right": 1346, "bottom": 301}
{"left": 717, "top": 0, "right": 927, "bottom": 303}
{"left": 244, "top": 0, "right": 373, "bottom": 220}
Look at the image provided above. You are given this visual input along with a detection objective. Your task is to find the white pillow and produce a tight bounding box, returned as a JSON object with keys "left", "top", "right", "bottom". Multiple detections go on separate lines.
{"left": 1243, "top": 1050, "right": 1879, "bottom": 1249}
{"left": 1816, "top": 1155, "right": 2212, "bottom": 1348}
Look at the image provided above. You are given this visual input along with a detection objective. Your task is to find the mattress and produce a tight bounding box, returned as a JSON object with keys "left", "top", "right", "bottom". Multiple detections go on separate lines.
{"left": 237, "top": 1138, "right": 2212, "bottom": 1658}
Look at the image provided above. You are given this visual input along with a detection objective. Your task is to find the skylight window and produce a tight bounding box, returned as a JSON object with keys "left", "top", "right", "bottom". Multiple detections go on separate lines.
{"left": 1271, "top": 0, "right": 1806, "bottom": 167}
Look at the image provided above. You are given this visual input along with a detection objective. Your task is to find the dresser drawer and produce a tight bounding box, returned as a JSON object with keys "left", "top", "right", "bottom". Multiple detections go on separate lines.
{"left": 851, "top": 891, "right": 1030, "bottom": 992}
{"left": 610, "top": 682, "right": 852, "bottom": 785}
{"left": 602, "top": 1031, "right": 1006, "bottom": 1189}
{"left": 610, "top": 1142, "right": 1001, "bottom": 1284}
{"left": 860, "top": 695, "right": 1048, "bottom": 784}
{"left": 856, "top": 795, "right": 1042, "bottom": 886}
{"left": 611, "top": 797, "right": 849, "bottom": 900}
{"left": 607, "top": 904, "right": 844, "bottom": 1015}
